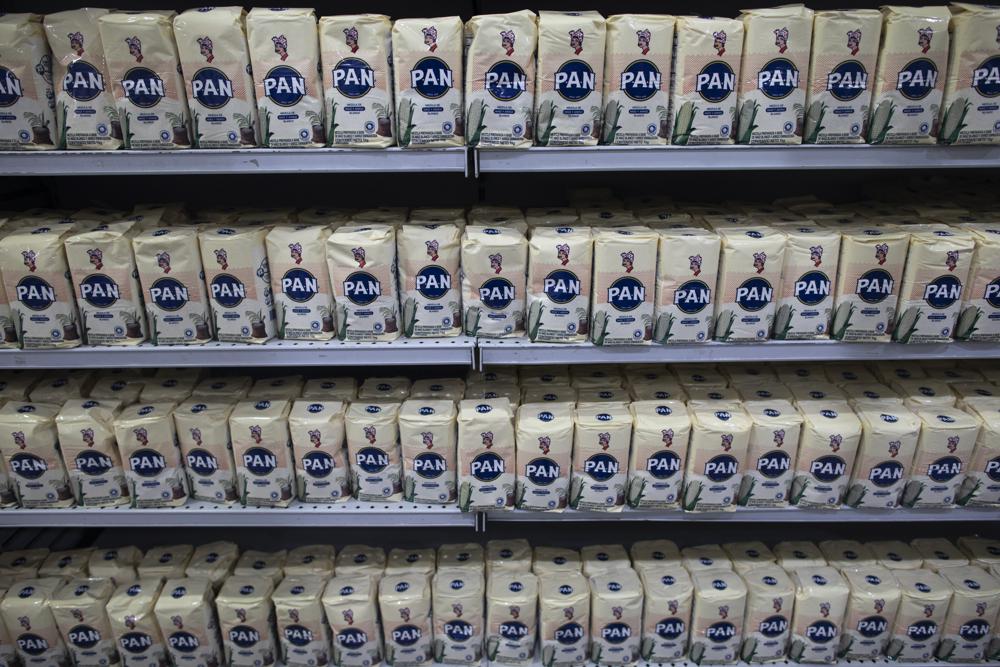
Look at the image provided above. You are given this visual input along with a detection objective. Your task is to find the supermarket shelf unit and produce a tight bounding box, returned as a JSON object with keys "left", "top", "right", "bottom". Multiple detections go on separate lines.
{"left": 474, "top": 144, "right": 1000, "bottom": 174}
{"left": 0, "top": 501, "right": 475, "bottom": 528}
{"left": 0, "top": 337, "right": 476, "bottom": 369}
{"left": 485, "top": 506, "right": 1000, "bottom": 523}
{"left": 0, "top": 147, "right": 469, "bottom": 176}
{"left": 478, "top": 337, "right": 1000, "bottom": 366}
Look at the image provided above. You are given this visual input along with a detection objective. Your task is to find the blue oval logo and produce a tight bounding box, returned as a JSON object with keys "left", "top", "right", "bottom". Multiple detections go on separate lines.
{"left": 128, "top": 449, "right": 166, "bottom": 478}
{"left": 281, "top": 268, "right": 319, "bottom": 303}
{"left": 923, "top": 274, "right": 963, "bottom": 309}
{"left": 64, "top": 61, "right": 105, "bottom": 102}
{"left": 543, "top": 269, "right": 581, "bottom": 305}
{"left": 972, "top": 55, "right": 1000, "bottom": 98}
{"left": 795, "top": 271, "right": 830, "bottom": 307}
{"left": 413, "top": 451, "right": 446, "bottom": 479}
{"left": 696, "top": 61, "right": 735, "bottom": 103}
{"left": 896, "top": 58, "right": 938, "bottom": 101}
{"left": 416, "top": 265, "right": 451, "bottom": 300}
{"left": 191, "top": 67, "right": 233, "bottom": 109}
{"left": 149, "top": 277, "right": 189, "bottom": 311}
{"left": 333, "top": 57, "right": 374, "bottom": 98}
{"left": 525, "top": 457, "right": 559, "bottom": 486}
{"left": 0, "top": 67, "right": 23, "bottom": 107}
{"left": 122, "top": 67, "right": 164, "bottom": 107}
{"left": 264, "top": 65, "right": 306, "bottom": 106}
{"left": 75, "top": 450, "right": 114, "bottom": 476}
{"left": 584, "top": 453, "right": 619, "bottom": 482}
{"left": 675, "top": 279, "right": 711, "bottom": 314}
{"left": 827, "top": 60, "right": 868, "bottom": 101}
{"left": 736, "top": 277, "right": 773, "bottom": 312}
{"left": 343, "top": 271, "right": 381, "bottom": 306}
{"left": 705, "top": 454, "right": 739, "bottom": 482}
{"left": 757, "top": 58, "right": 799, "bottom": 99}
{"left": 210, "top": 274, "right": 245, "bottom": 308}
{"left": 856, "top": 269, "right": 894, "bottom": 304}
{"left": 621, "top": 60, "right": 661, "bottom": 101}
{"left": 15, "top": 276, "right": 56, "bottom": 311}
{"left": 479, "top": 277, "right": 515, "bottom": 310}
{"left": 608, "top": 276, "right": 646, "bottom": 312}
{"left": 646, "top": 450, "right": 681, "bottom": 480}
{"left": 80, "top": 274, "right": 120, "bottom": 308}
{"left": 471, "top": 451, "right": 504, "bottom": 482}
{"left": 554, "top": 60, "right": 596, "bottom": 101}
{"left": 411, "top": 57, "right": 452, "bottom": 98}
{"left": 486, "top": 61, "right": 527, "bottom": 101}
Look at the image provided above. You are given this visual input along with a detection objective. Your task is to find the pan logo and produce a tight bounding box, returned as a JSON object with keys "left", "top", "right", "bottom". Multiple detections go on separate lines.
{"left": 355, "top": 447, "right": 388, "bottom": 473}
{"left": 264, "top": 65, "right": 306, "bottom": 106}
{"left": 337, "top": 628, "right": 368, "bottom": 647}
{"left": 0, "top": 67, "right": 23, "bottom": 106}
{"left": 210, "top": 274, "right": 246, "bottom": 308}
{"left": 228, "top": 625, "right": 261, "bottom": 648}
{"left": 64, "top": 61, "right": 106, "bottom": 102}
{"left": 413, "top": 451, "right": 446, "bottom": 478}
{"left": 674, "top": 280, "right": 711, "bottom": 313}
{"left": 80, "top": 274, "right": 120, "bottom": 308}
{"left": 149, "top": 278, "right": 189, "bottom": 311}
{"left": 706, "top": 621, "right": 736, "bottom": 643}
{"left": 896, "top": 58, "right": 938, "bottom": 100}
{"left": 302, "top": 450, "right": 334, "bottom": 478}
{"left": 794, "top": 271, "right": 830, "bottom": 306}
{"left": 826, "top": 60, "right": 868, "bottom": 101}
{"left": 972, "top": 56, "right": 1000, "bottom": 98}
{"left": 122, "top": 67, "right": 165, "bottom": 107}
{"left": 282, "top": 268, "right": 319, "bottom": 303}
{"left": 555, "top": 621, "right": 585, "bottom": 645}
{"left": 805, "top": 620, "right": 837, "bottom": 643}
{"left": 756, "top": 450, "right": 791, "bottom": 478}
{"left": 168, "top": 631, "right": 200, "bottom": 653}
{"left": 757, "top": 58, "right": 799, "bottom": 98}
{"left": 191, "top": 67, "right": 233, "bottom": 108}
{"left": 620, "top": 60, "right": 661, "bottom": 101}
{"left": 759, "top": 615, "right": 788, "bottom": 638}
{"left": 856, "top": 615, "right": 888, "bottom": 638}
{"left": 471, "top": 451, "right": 505, "bottom": 481}
{"left": 411, "top": 57, "right": 453, "bottom": 98}
{"left": 15, "top": 276, "right": 56, "bottom": 311}
{"left": 333, "top": 58, "right": 375, "bottom": 98}
{"left": 655, "top": 618, "right": 685, "bottom": 640}
{"left": 543, "top": 270, "right": 581, "bottom": 304}
{"left": 696, "top": 62, "right": 735, "bottom": 103}
{"left": 646, "top": 450, "right": 681, "bottom": 479}
{"left": 119, "top": 631, "right": 155, "bottom": 653}
{"left": 555, "top": 60, "right": 596, "bottom": 101}
{"left": 67, "top": 625, "right": 102, "bottom": 649}
{"left": 75, "top": 450, "right": 114, "bottom": 476}
{"left": 486, "top": 61, "right": 527, "bottom": 101}
{"left": 343, "top": 271, "right": 381, "bottom": 306}
{"left": 416, "top": 265, "right": 451, "bottom": 299}
{"left": 810, "top": 455, "right": 846, "bottom": 483}
{"left": 242, "top": 447, "right": 277, "bottom": 476}
{"left": 868, "top": 460, "right": 904, "bottom": 487}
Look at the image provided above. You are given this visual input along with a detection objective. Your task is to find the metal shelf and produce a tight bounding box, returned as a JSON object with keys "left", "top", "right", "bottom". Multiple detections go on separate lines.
{"left": 475, "top": 144, "right": 1000, "bottom": 173}
{"left": 0, "top": 500, "right": 475, "bottom": 528}
{"left": 478, "top": 337, "right": 1000, "bottom": 366}
{"left": 0, "top": 147, "right": 468, "bottom": 176}
{"left": 486, "top": 506, "right": 1000, "bottom": 523}
{"left": 520, "top": 659, "right": 986, "bottom": 667}
{"left": 0, "top": 337, "right": 476, "bottom": 369}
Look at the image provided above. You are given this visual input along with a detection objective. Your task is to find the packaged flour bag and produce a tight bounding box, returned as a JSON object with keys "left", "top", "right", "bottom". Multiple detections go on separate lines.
{"left": 392, "top": 17, "right": 463, "bottom": 147}
{"left": 107, "top": 578, "right": 168, "bottom": 667}
{"left": 0, "top": 549, "right": 48, "bottom": 579}
{"left": 98, "top": 12, "right": 192, "bottom": 149}
{"left": 65, "top": 221, "right": 147, "bottom": 345}
{"left": 174, "top": 399, "right": 238, "bottom": 504}
{"left": 323, "top": 576, "right": 381, "bottom": 667}
{"left": 956, "top": 225, "right": 1000, "bottom": 342}
{"left": 788, "top": 567, "right": 850, "bottom": 663}
{"left": 534, "top": 11, "right": 606, "bottom": 146}
{"left": 40, "top": 548, "right": 93, "bottom": 579}
{"left": 689, "top": 571, "right": 746, "bottom": 664}
{"left": 289, "top": 400, "right": 350, "bottom": 503}
{"left": 397, "top": 223, "right": 462, "bottom": 338}
{"left": 936, "top": 566, "right": 1000, "bottom": 661}
{"left": 358, "top": 377, "right": 410, "bottom": 401}
{"left": 328, "top": 224, "right": 399, "bottom": 342}
{"left": 301, "top": 377, "right": 356, "bottom": 401}
{"left": 589, "top": 571, "right": 642, "bottom": 665}
{"left": 526, "top": 226, "right": 593, "bottom": 343}
{"left": 0, "top": 225, "right": 81, "bottom": 349}
{"left": 284, "top": 545, "right": 335, "bottom": 578}
{"left": 570, "top": 403, "right": 632, "bottom": 512}
{"left": 639, "top": 568, "right": 692, "bottom": 662}
{"left": 200, "top": 226, "right": 276, "bottom": 343}
{"left": 437, "top": 543, "right": 485, "bottom": 574}
{"left": 868, "top": 541, "right": 923, "bottom": 570}
{"left": 940, "top": 4, "right": 1000, "bottom": 144}
{"left": 132, "top": 226, "right": 213, "bottom": 346}
{"left": 345, "top": 401, "right": 402, "bottom": 501}
{"left": 671, "top": 17, "right": 744, "bottom": 144}
{"left": 534, "top": 547, "right": 582, "bottom": 576}
{"left": 737, "top": 399, "right": 802, "bottom": 508}
{"left": 486, "top": 572, "right": 538, "bottom": 664}
{"left": 50, "top": 577, "right": 119, "bottom": 667}
{"left": 838, "top": 566, "right": 901, "bottom": 659}
{"left": 600, "top": 14, "right": 674, "bottom": 145}
{"left": 233, "top": 550, "right": 287, "bottom": 586}
{"left": 399, "top": 399, "right": 457, "bottom": 504}
{"left": 465, "top": 10, "right": 537, "bottom": 148}
{"left": 185, "top": 541, "right": 239, "bottom": 586}
{"left": 318, "top": 14, "right": 393, "bottom": 147}
{"left": 738, "top": 565, "right": 794, "bottom": 662}
{"left": 631, "top": 540, "right": 682, "bottom": 573}
{"left": 154, "top": 578, "right": 225, "bottom": 667}
{"left": 457, "top": 398, "right": 514, "bottom": 511}
{"left": 230, "top": 399, "right": 294, "bottom": 507}
{"left": 461, "top": 226, "right": 527, "bottom": 338}
{"left": 654, "top": 228, "right": 720, "bottom": 344}
{"left": 713, "top": 227, "right": 786, "bottom": 342}
{"left": 216, "top": 577, "right": 278, "bottom": 667}
{"left": 411, "top": 378, "right": 465, "bottom": 401}
{"left": 514, "top": 402, "right": 572, "bottom": 511}
{"left": 682, "top": 406, "right": 751, "bottom": 512}
{"left": 431, "top": 570, "right": 484, "bottom": 665}
{"left": 903, "top": 408, "right": 979, "bottom": 508}
{"left": 538, "top": 572, "right": 588, "bottom": 666}
{"left": 957, "top": 397, "right": 1000, "bottom": 506}
{"left": 89, "top": 546, "right": 142, "bottom": 585}
{"left": 911, "top": 538, "right": 968, "bottom": 572}
{"left": 682, "top": 544, "right": 734, "bottom": 574}
{"left": 893, "top": 227, "right": 975, "bottom": 343}
{"left": 846, "top": 406, "right": 920, "bottom": 509}
{"left": 0, "top": 401, "right": 73, "bottom": 508}
{"left": 174, "top": 7, "right": 259, "bottom": 148}
{"left": 887, "top": 570, "right": 953, "bottom": 660}
{"left": 378, "top": 574, "right": 432, "bottom": 667}
{"left": 772, "top": 226, "right": 841, "bottom": 340}
{"left": 246, "top": 8, "right": 324, "bottom": 148}
{"left": 868, "top": 6, "right": 950, "bottom": 144}
{"left": 591, "top": 227, "right": 658, "bottom": 346}
{"left": 830, "top": 227, "right": 910, "bottom": 342}
{"left": 1, "top": 578, "right": 70, "bottom": 667}
{"left": 627, "top": 400, "right": 690, "bottom": 509}
{"left": 803, "top": 10, "right": 883, "bottom": 143}
{"left": 791, "top": 402, "right": 862, "bottom": 508}
{"left": 43, "top": 9, "right": 119, "bottom": 149}
{"left": 266, "top": 225, "right": 335, "bottom": 340}
{"left": 736, "top": 5, "right": 813, "bottom": 144}
{"left": 334, "top": 546, "right": 386, "bottom": 580}
{"left": 56, "top": 398, "right": 128, "bottom": 508}
{"left": 114, "top": 403, "right": 187, "bottom": 508}
{"left": 581, "top": 545, "right": 631, "bottom": 578}
{"left": 0, "top": 14, "right": 56, "bottom": 150}
{"left": 272, "top": 576, "right": 331, "bottom": 667}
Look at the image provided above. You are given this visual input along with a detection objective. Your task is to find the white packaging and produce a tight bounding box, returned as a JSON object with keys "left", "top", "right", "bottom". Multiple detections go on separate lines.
{"left": 515, "top": 402, "right": 573, "bottom": 511}
{"left": 682, "top": 406, "right": 752, "bottom": 512}
{"left": 957, "top": 397, "right": 1000, "bottom": 506}
{"left": 289, "top": 400, "right": 350, "bottom": 503}
{"left": 526, "top": 226, "right": 593, "bottom": 343}
{"left": 216, "top": 576, "right": 278, "bottom": 667}
{"left": 688, "top": 571, "right": 746, "bottom": 664}
{"left": 838, "top": 566, "right": 901, "bottom": 659}
{"left": 886, "top": 570, "right": 953, "bottom": 660}
{"left": 323, "top": 575, "right": 382, "bottom": 667}
{"left": 903, "top": 408, "right": 979, "bottom": 508}
{"left": 345, "top": 401, "right": 402, "bottom": 502}
{"left": 457, "top": 398, "right": 515, "bottom": 511}
{"left": 461, "top": 226, "right": 527, "bottom": 338}
{"left": 639, "top": 568, "right": 692, "bottom": 661}
{"left": 788, "top": 567, "right": 850, "bottom": 663}
{"left": 1, "top": 578, "right": 71, "bottom": 667}
{"left": 713, "top": 227, "right": 786, "bottom": 342}
{"left": 570, "top": 403, "right": 632, "bottom": 512}
{"left": 936, "top": 566, "right": 1000, "bottom": 661}
{"left": 591, "top": 227, "right": 658, "bottom": 346}
{"left": 431, "top": 570, "right": 484, "bottom": 665}
{"left": 174, "top": 399, "right": 238, "bottom": 504}
{"left": 589, "top": 571, "right": 643, "bottom": 665}
{"left": 327, "top": 224, "right": 400, "bottom": 342}
{"left": 266, "top": 225, "right": 335, "bottom": 340}
{"left": 538, "top": 572, "right": 589, "bottom": 666}
{"left": 398, "top": 223, "right": 462, "bottom": 338}
{"left": 199, "top": 226, "right": 277, "bottom": 344}
{"left": 399, "top": 399, "right": 457, "bottom": 504}
{"left": 773, "top": 226, "right": 841, "bottom": 340}
{"left": 791, "top": 402, "right": 862, "bottom": 508}
{"left": 627, "top": 400, "right": 691, "bottom": 509}
{"left": 56, "top": 398, "right": 128, "bottom": 507}
{"left": 654, "top": 228, "right": 720, "bottom": 344}
{"left": 940, "top": 4, "right": 1000, "bottom": 145}
{"left": 230, "top": 399, "right": 295, "bottom": 508}
{"left": 0, "top": 14, "right": 56, "bottom": 150}
{"left": 737, "top": 399, "right": 802, "bottom": 507}
{"left": 846, "top": 406, "right": 921, "bottom": 509}
{"left": 739, "top": 565, "right": 794, "bottom": 662}
{"left": 114, "top": 403, "right": 188, "bottom": 508}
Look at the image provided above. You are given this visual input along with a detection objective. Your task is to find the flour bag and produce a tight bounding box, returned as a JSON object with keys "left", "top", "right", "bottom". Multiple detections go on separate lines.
{"left": 44, "top": 8, "right": 120, "bottom": 149}
{"left": 887, "top": 570, "right": 953, "bottom": 660}
{"left": 230, "top": 399, "right": 295, "bottom": 507}
{"left": 590, "top": 571, "right": 643, "bottom": 665}
{"left": 50, "top": 577, "right": 120, "bottom": 667}
{"left": 56, "top": 398, "right": 128, "bottom": 508}
{"left": 868, "top": 6, "right": 950, "bottom": 144}
{"left": 772, "top": 226, "right": 840, "bottom": 340}
{"left": 319, "top": 14, "right": 393, "bottom": 147}
{"left": 174, "top": 399, "right": 238, "bottom": 504}
{"left": 246, "top": 8, "right": 324, "bottom": 148}
{"left": 737, "top": 5, "right": 813, "bottom": 144}
{"left": 737, "top": 399, "right": 802, "bottom": 508}
{"left": 199, "top": 226, "right": 277, "bottom": 344}
{"left": 173, "top": 6, "right": 259, "bottom": 148}
{"left": 1, "top": 578, "right": 71, "bottom": 667}
{"left": 591, "top": 227, "right": 658, "bottom": 346}
{"left": 535, "top": 11, "right": 606, "bottom": 146}
{"left": 957, "top": 397, "right": 1000, "bottom": 507}
{"left": 0, "top": 14, "right": 56, "bottom": 150}
{"left": 527, "top": 226, "right": 593, "bottom": 343}
{"left": 903, "top": 407, "right": 979, "bottom": 508}
{"left": 689, "top": 571, "right": 747, "bottom": 664}
{"left": 803, "top": 10, "right": 882, "bottom": 144}
{"left": 398, "top": 223, "right": 462, "bottom": 338}
{"left": 379, "top": 574, "right": 432, "bottom": 667}
{"left": 601, "top": 14, "right": 674, "bottom": 145}
{"left": 107, "top": 578, "right": 169, "bottom": 667}
{"left": 465, "top": 10, "right": 538, "bottom": 148}
{"left": 485, "top": 572, "right": 538, "bottom": 664}
{"left": 398, "top": 399, "right": 458, "bottom": 504}
{"left": 273, "top": 576, "right": 332, "bottom": 667}
{"left": 683, "top": 406, "right": 752, "bottom": 512}
{"left": 739, "top": 565, "right": 795, "bottom": 662}
{"left": 788, "top": 567, "right": 850, "bottom": 663}
{"left": 323, "top": 576, "right": 382, "bottom": 667}
{"left": 830, "top": 226, "right": 909, "bottom": 342}
{"left": 627, "top": 400, "right": 691, "bottom": 509}
{"left": 515, "top": 402, "right": 573, "bottom": 511}
{"left": 457, "top": 398, "right": 515, "bottom": 511}
{"left": 431, "top": 570, "right": 485, "bottom": 665}
{"left": 392, "top": 17, "right": 464, "bottom": 147}
{"left": 98, "top": 11, "right": 192, "bottom": 149}
{"left": 0, "top": 401, "right": 74, "bottom": 508}
{"left": 791, "top": 402, "right": 862, "bottom": 508}
{"left": 289, "top": 400, "right": 350, "bottom": 503}
{"left": 266, "top": 225, "right": 335, "bottom": 340}
{"left": 216, "top": 577, "right": 278, "bottom": 667}
{"left": 153, "top": 578, "right": 225, "bottom": 667}
{"left": 671, "top": 16, "right": 744, "bottom": 144}
{"left": 114, "top": 403, "right": 188, "bottom": 508}
{"left": 846, "top": 406, "right": 920, "bottom": 509}
{"left": 346, "top": 401, "right": 402, "bottom": 501}
{"left": 940, "top": 4, "right": 1000, "bottom": 145}
{"left": 571, "top": 403, "right": 632, "bottom": 512}
{"left": 328, "top": 224, "right": 400, "bottom": 342}
{"left": 654, "top": 228, "right": 720, "bottom": 344}
{"left": 838, "top": 566, "right": 902, "bottom": 659}
{"left": 132, "top": 226, "right": 214, "bottom": 346}
{"left": 462, "top": 226, "right": 527, "bottom": 338}
{"left": 713, "top": 227, "right": 787, "bottom": 342}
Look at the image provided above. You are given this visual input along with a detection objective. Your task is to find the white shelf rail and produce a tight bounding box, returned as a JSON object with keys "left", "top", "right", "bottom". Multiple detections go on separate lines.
{"left": 485, "top": 506, "right": 1000, "bottom": 523}
{"left": 475, "top": 144, "right": 1000, "bottom": 174}
{"left": 0, "top": 500, "right": 475, "bottom": 528}
{"left": 0, "top": 147, "right": 469, "bottom": 176}
{"left": 0, "top": 337, "right": 476, "bottom": 369}
{"left": 477, "top": 338, "right": 1000, "bottom": 366}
